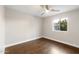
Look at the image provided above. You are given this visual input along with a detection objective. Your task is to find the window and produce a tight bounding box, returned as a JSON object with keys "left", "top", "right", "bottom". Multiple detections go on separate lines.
{"left": 53, "top": 18, "right": 68, "bottom": 31}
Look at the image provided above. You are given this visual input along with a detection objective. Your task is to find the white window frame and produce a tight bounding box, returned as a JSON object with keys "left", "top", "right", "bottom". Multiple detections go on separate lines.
{"left": 52, "top": 17, "right": 68, "bottom": 32}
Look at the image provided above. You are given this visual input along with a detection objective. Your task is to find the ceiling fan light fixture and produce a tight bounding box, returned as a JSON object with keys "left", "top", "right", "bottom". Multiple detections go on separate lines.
{"left": 40, "top": 5, "right": 59, "bottom": 15}
{"left": 45, "top": 9, "right": 49, "bottom": 13}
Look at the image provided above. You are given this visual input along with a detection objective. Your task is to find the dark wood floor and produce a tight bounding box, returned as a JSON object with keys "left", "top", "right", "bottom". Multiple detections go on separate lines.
{"left": 5, "top": 38, "right": 79, "bottom": 54}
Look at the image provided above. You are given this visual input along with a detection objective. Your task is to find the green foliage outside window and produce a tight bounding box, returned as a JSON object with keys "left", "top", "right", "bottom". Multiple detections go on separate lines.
{"left": 54, "top": 18, "right": 67, "bottom": 31}
{"left": 59, "top": 19, "right": 67, "bottom": 31}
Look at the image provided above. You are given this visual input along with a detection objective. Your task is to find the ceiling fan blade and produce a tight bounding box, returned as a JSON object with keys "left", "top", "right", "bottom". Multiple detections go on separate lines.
{"left": 41, "top": 12, "right": 45, "bottom": 15}
{"left": 50, "top": 9, "right": 60, "bottom": 11}
{"left": 45, "top": 5, "right": 49, "bottom": 10}
{"left": 40, "top": 5, "right": 49, "bottom": 10}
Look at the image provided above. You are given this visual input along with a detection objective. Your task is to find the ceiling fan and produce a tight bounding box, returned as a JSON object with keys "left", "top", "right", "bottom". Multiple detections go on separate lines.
{"left": 40, "top": 5, "right": 59, "bottom": 15}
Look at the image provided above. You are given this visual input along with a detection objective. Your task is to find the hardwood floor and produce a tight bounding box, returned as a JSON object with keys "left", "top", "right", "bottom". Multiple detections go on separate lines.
{"left": 5, "top": 38, "right": 79, "bottom": 54}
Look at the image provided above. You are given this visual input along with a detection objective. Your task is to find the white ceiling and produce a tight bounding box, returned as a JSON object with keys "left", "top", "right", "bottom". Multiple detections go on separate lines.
{"left": 5, "top": 5, "right": 79, "bottom": 17}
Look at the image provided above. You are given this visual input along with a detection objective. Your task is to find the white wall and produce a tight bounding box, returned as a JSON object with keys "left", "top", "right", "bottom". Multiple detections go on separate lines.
{"left": 43, "top": 9, "right": 79, "bottom": 47}
{"left": 5, "top": 7, "right": 79, "bottom": 48}
{"left": 5, "top": 8, "right": 42, "bottom": 46}
{"left": 0, "top": 6, "right": 5, "bottom": 53}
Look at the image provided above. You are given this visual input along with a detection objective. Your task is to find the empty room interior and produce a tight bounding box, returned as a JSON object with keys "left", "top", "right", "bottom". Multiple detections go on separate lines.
{"left": 0, "top": 5, "right": 79, "bottom": 54}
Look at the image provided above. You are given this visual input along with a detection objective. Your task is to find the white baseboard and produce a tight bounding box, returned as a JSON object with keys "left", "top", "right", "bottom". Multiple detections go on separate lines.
{"left": 5, "top": 36, "right": 41, "bottom": 48}
{"left": 43, "top": 36, "right": 79, "bottom": 48}
{"left": 5, "top": 36, "right": 79, "bottom": 48}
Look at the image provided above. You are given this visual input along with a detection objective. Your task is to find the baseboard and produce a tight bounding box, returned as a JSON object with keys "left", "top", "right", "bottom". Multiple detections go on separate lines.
{"left": 43, "top": 36, "right": 79, "bottom": 48}
{"left": 5, "top": 36, "right": 41, "bottom": 48}
{"left": 5, "top": 36, "right": 79, "bottom": 48}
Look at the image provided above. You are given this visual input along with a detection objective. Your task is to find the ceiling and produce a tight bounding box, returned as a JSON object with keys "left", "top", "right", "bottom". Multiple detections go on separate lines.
{"left": 5, "top": 5, "right": 79, "bottom": 17}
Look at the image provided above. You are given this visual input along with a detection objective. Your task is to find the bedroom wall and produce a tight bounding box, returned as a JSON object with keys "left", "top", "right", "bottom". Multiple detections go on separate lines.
{"left": 43, "top": 9, "right": 79, "bottom": 47}
{"left": 0, "top": 6, "right": 5, "bottom": 53}
{"left": 5, "top": 7, "right": 79, "bottom": 48}
{"left": 5, "top": 8, "right": 42, "bottom": 46}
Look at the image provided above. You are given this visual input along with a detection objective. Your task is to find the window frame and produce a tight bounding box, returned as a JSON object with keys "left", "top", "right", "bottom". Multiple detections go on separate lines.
{"left": 52, "top": 18, "right": 68, "bottom": 32}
